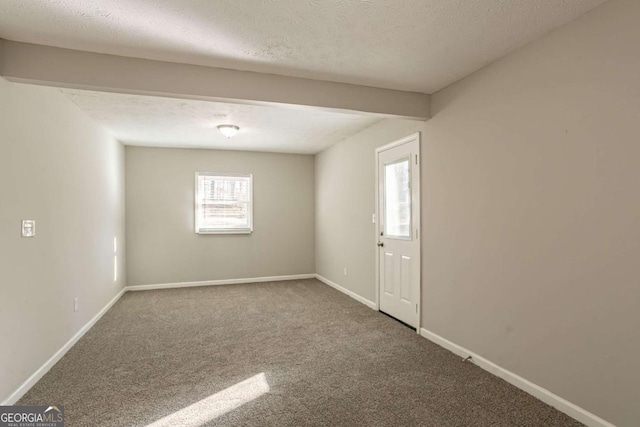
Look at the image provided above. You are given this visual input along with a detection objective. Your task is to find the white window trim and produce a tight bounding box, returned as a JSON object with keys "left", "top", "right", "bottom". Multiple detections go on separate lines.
{"left": 195, "top": 172, "right": 253, "bottom": 235}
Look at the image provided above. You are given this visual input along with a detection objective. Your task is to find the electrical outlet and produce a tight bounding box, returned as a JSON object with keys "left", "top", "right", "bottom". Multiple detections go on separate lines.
{"left": 21, "top": 220, "right": 36, "bottom": 237}
{"left": 73, "top": 297, "right": 79, "bottom": 312}
{"left": 343, "top": 267, "right": 348, "bottom": 276}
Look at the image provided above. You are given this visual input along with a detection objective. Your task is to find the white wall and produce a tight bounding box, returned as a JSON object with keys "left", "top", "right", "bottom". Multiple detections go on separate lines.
{"left": 125, "top": 146, "right": 315, "bottom": 286}
{"left": 0, "top": 78, "right": 126, "bottom": 402}
{"left": 316, "top": 0, "right": 640, "bottom": 425}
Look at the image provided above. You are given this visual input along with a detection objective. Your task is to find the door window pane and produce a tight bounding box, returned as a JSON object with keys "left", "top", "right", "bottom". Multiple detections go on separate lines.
{"left": 384, "top": 158, "right": 411, "bottom": 238}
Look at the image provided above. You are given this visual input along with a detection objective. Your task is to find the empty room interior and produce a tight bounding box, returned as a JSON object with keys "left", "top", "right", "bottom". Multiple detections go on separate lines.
{"left": 0, "top": 1, "right": 638, "bottom": 426}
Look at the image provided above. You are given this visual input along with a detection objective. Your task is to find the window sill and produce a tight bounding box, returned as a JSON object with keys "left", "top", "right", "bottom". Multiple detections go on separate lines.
{"left": 196, "top": 229, "right": 253, "bottom": 235}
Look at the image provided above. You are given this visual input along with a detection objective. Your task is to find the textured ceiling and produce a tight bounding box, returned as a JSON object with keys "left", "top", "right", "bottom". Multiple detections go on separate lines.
{"left": 0, "top": 0, "right": 607, "bottom": 93}
{"left": 60, "top": 89, "right": 383, "bottom": 154}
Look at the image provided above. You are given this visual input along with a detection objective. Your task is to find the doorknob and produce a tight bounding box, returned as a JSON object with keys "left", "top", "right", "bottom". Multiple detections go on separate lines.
{"left": 377, "top": 242, "right": 384, "bottom": 247}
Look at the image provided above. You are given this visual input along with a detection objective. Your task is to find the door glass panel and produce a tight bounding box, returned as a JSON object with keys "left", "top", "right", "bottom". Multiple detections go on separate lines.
{"left": 384, "top": 158, "right": 411, "bottom": 238}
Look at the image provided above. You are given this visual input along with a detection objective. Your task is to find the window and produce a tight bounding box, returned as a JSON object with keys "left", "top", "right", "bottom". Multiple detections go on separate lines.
{"left": 384, "top": 158, "right": 411, "bottom": 238}
{"left": 195, "top": 173, "right": 253, "bottom": 234}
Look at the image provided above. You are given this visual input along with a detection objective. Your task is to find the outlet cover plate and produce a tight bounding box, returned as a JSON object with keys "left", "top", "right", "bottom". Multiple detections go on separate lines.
{"left": 21, "top": 220, "right": 36, "bottom": 237}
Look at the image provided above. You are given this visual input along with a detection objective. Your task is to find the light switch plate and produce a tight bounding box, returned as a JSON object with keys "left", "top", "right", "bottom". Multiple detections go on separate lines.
{"left": 22, "top": 220, "right": 36, "bottom": 237}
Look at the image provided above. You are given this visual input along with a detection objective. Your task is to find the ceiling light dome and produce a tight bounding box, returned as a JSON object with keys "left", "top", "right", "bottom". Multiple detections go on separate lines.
{"left": 218, "top": 124, "right": 239, "bottom": 138}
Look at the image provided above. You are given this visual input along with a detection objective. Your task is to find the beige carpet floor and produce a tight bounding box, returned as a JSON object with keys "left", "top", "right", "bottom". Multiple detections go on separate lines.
{"left": 19, "top": 279, "right": 582, "bottom": 426}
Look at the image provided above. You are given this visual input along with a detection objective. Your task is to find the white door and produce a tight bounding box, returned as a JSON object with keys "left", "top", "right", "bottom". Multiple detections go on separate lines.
{"left": 376, "top": 133, "right": 421, "bottom": 328}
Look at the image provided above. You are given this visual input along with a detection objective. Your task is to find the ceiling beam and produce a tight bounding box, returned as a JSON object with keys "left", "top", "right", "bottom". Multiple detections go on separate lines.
{"left": 0, "top": 40, "right": 430, "bottom": 120}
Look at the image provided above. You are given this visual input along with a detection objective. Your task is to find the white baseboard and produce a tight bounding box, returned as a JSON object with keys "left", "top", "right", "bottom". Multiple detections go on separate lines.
{"left": 1, "top": 287, "right": 128, "bottom": 405}
{"left": 125, "top": 274, "right": 316, "bottom": 291}
{"left": 419, "top": 328, "right": 614, "bottom": 427}
{"left": 315, "top": 274, "right": 378, "bottom": 310}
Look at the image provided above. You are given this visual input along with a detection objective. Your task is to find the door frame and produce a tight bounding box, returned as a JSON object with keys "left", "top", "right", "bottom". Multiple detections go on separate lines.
{"left": 374, "top": 132, "right": 421, "bottom": 332}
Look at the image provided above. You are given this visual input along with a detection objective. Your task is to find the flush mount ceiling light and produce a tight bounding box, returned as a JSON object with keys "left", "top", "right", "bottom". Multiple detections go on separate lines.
{"left": 218, "top": 124, "right": 240, "bottom": 138}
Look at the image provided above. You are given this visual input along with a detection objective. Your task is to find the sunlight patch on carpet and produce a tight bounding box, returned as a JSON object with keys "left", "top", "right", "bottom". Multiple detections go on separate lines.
{"left": 146, "top": 373, "right": 270, "bottom": 426}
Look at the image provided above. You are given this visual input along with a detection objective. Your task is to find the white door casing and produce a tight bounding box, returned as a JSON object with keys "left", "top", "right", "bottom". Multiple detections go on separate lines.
{"left": 376, "top": 133, "right": 421, "bottom": 329}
